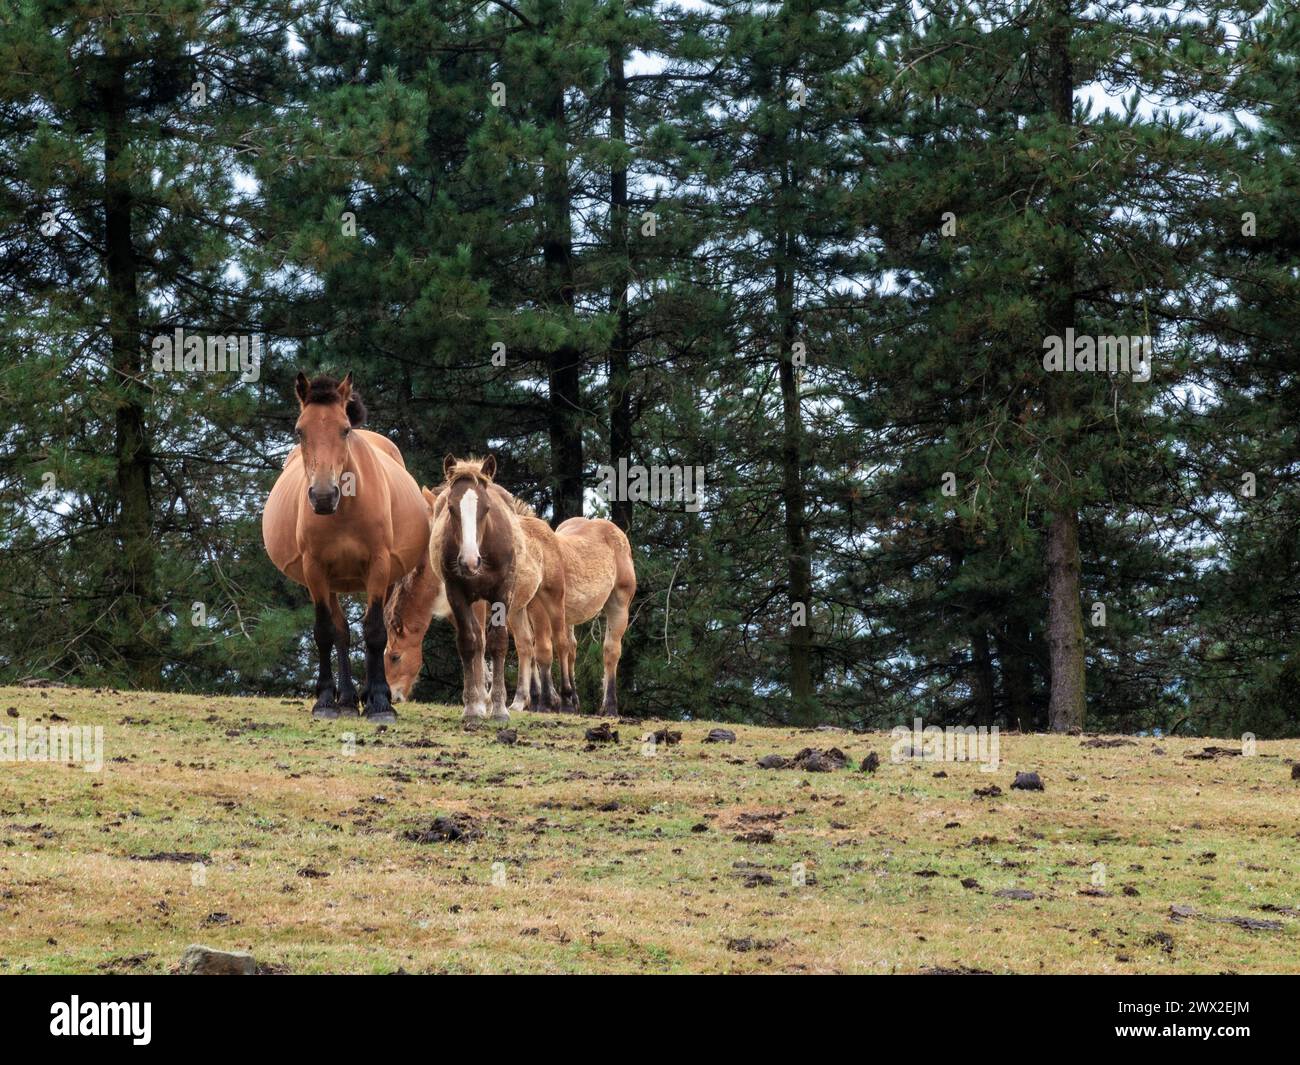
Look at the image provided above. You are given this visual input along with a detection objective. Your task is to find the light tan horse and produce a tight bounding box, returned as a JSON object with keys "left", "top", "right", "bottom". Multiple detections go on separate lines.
{"left": 551, "top": 518, "right": 637, "bottom": 715}
{"left": 262, "top": 372, "right": 428, "bottom": 722}
{"left": 507, "top": 505, "right": 567, "bottom": 714}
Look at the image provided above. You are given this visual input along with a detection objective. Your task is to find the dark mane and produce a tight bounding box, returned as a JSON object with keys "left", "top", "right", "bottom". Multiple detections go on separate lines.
{"left": 304, "top": 374, "right": 367, "bottom": 427}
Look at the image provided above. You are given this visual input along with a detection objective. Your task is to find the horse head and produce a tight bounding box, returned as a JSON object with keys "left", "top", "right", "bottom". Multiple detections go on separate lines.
{"left": 384, "top": 566, "right": 427, "bottom": 702}
{"left": 293, "top": 371, "right": 367, "bottom": 515}
{"left": 442, "top": 453, "right": 498, "bottom": 576}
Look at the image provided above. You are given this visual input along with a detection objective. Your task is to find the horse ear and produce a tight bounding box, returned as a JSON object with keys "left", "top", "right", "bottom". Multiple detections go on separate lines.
{"left": 443, "top": 454, "right": 457, "bottom": 479}
{"left": 481, "top": 453, "right": 497, "bottom": 481}
{"left": 336, "top": 371, "right": 353, "bottom": 402}
{"left": 421, "top": 487, "right": 438, "bottom": 511}
{"left": 294, "top": 372, "right": 309, "bottom": 407}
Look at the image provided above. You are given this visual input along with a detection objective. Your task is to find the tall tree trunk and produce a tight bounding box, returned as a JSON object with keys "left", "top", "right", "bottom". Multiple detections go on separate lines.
{"left": 970, "top": 624, "right": 996, "bottom": 728}
{"left": 542, "top": 47, "right": 583, "bottom": 521}
{"left": 104, "top": 53, "right": 157, "bottom": 687}
{"left": 607, "top": 35, "right": 633, "bottom": 533}
{"left": 605, "top": 28, "right": 635, "bottom": 711}
{"left": 1044, "top": 0, "right": 1086, "bottom": 732}
{"left": 996, "top": 619, "right": 1035, "bottom": 730}
{"left": 775, "top": 218, "right": 816, "bottom": 722}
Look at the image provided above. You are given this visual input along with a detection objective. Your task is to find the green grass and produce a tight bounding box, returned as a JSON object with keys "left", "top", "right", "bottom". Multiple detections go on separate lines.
{"left": 1, "top": 685, "right": 1297, "bottom": 973}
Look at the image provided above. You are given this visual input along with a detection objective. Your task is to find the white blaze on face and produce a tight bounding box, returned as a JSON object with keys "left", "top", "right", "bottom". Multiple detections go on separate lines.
{"left": 458, "top": 488, "right": 480, "bottom": 570}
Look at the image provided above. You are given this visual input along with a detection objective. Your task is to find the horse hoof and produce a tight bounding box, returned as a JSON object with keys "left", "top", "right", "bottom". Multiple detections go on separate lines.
{"left": 312, "top": 705, "right": 341, "bottom": 720}
{"left": 487, "top": 712, "right": 511, "bottom": 724}
{"left": 363, "top": 692, "right": 396, "bottom": 723}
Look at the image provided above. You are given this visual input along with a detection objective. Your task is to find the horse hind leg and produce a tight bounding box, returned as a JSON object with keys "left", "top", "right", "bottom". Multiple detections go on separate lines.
{"left": 533, "top": 597, "right": 562, "bottom": 711}
{"left": 507, "top": 604, "right": 534, "bottom": 717}
{"left": 599, "top": 592, "right": 632, "bottom": 717}
{"left": 558, "top": 624, "right": 579, "bottom": 714}
{"left": 330, "top": 593, "right": 358, "bottom": 713}
{"left": 519, "top": 597, "right": 558, "bottom": 713}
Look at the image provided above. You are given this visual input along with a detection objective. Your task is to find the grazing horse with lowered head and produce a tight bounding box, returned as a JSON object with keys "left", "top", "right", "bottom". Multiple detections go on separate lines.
{"left": 261, "top": 372, "right": 429, "bottom": 722}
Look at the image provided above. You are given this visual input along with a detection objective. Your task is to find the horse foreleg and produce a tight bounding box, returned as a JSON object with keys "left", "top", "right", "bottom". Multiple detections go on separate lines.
{"left": 359, "top": 579, "right": 396, "bottom": 723}
{"left": 453, "top": 597, "right": 489, "bottom": 722}
{"left": 331, "top": 593, "right": 358, "bottom": 714}
{"left": 310, "top": 599, "right": 339, "bottom": 718}
{"left": 600, "top": 592, "right": 632, "bottom": 716}
{"left": 486, "top": 595, "right": 511, "bottom": 723}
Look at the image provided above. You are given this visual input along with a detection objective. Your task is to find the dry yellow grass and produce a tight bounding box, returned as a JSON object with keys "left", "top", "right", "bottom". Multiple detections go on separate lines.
{"left": 1, "top": 684, "right": 1297, "bottom": 974}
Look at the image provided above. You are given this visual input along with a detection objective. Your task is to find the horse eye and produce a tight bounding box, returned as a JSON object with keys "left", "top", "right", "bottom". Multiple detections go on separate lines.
{"left": 389, "top": 653, "right": 401, "bottom": 663}
{"left": 341, "top": 427, "right": 351, "bottom": 438}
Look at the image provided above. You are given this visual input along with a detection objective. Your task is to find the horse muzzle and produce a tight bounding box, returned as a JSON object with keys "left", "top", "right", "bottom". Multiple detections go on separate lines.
{"left": 308, "top": 484, "right": 341, "bottom": 515}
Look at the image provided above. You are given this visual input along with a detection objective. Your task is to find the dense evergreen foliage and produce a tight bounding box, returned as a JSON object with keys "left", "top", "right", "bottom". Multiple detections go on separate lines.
{"left": 1, "top": 1, "right": 1294, "bottom": 735}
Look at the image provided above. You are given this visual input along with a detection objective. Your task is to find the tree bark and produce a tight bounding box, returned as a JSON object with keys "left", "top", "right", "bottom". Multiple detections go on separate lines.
{"left": 1044, "top": 0, "right": 1086, "bottom": 732}
{"left": 970, "top": 624, "right": 996, "bottom": 728}
{"left": 1045, "top": 506, "right": 1087, "bottom": 730}
{"left": 775, "top": 222, "right": 816, "bottom": 722}
{"left": 541, "top": 36, "right": 584, "bottom": 522}
{"left": 104, "top": 52, "right": 158, "bottom": 687}
{"left": 607, "top": 36, "right": 633, "bottom": 533}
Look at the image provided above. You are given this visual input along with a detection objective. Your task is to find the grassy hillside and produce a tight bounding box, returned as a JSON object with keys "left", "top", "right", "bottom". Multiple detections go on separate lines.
{"left": 1, "top": 685, "right": 1297, "bottom": 974}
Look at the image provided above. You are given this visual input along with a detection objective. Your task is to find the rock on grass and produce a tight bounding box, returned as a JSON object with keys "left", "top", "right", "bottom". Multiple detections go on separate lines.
{"left": 1011, "top": 772, "right": 1044, "bottom": 791}
{"left": 178, "top": 945, "right": 255, "bottom": 975}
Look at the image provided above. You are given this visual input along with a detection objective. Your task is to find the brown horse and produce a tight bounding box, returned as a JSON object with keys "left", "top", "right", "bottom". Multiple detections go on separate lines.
{"left": 432, "top": 455, "right": 528, "bottom": 722}
{"left": 384, "top": 488, "right": 485, "bottom": 703}
{"left": 261, "top": 373, "right": 429, "bottom": 722}
{"left": 385, "top": 489, "right": 565, "bottom": 714}
{"left": 552, "top": 518, "right": 637, "bottom": 715}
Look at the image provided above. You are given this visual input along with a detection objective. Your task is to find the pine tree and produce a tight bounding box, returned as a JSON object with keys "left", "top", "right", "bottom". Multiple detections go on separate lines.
{"left": 857, "top": 0, "right": 1243, "bottom": 731}
{"left": 0, "top": 1, "right": 299, "bottom": 687}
